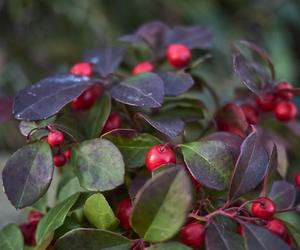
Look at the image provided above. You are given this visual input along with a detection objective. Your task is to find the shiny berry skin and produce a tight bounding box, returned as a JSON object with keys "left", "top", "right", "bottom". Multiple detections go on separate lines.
{"left": 102, "top": 112, "right": 122, "bottom": 134}
{"left": 64, "top": 148, "right": 72, "bottom": 161}
{"left": 241, "top": 104, "right": 259, "bottom": 124}
{"left": 180, "top": 223, "right": 205, "bottom": 248}
{"left": 295, "top": 172, "right": 300, "bottom": 187}
{"left": 276, "top": 82, "right": 293, "bottom": 100}
{"left": 19, "top": 221, "right": 38, "bottom": 246}
{"left": 27, "top": 210, "right": 43, "bottom": 223}
{"left": 274, "top": 101, "right": 297, "bottom": 122}
{"left": 47, "top": 130, "right": 64, "bottom": 147}
{"left": 265, "top": 219, "right": 287, "bottom": 238}
{"left": 251, "top": 197, "right": 276, "bottom": 220}
{"left": 256, "top": 94, "right": 276, "bottom": 111}
{"left": 236, "top": 224, "right": 244, "bottom": 236}
{"left": 145, "top": 144, "right": 176, "bottom": 172}
{"left": 71, "top": 86, "right": 99, "bottom": 111}
{"left": 167, "top": 44, "right": 192, "bottom": 68}
{"left": 116, "top": 198, "right": 132, "bottom": 230}
{"left": 132, "top": 61, "right": 154, "bottom": 75}
{"left": 70, "top": 62, "right": 93, "bottom": 77}
{"left": 53, "top": 154, "right": 67, "bottom": 167}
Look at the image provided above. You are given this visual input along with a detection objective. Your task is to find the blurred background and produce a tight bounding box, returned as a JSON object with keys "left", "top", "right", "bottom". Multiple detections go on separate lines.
{"left": 1, "top": 0, "right": 300, "bottom": 228}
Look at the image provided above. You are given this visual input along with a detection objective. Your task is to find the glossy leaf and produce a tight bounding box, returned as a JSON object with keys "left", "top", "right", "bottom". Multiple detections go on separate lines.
{"left": 244, "top": 223, "right": 289, "bottom": 250}
{"left": 284, "top": 221, "right": 300, "bottom": 248}
{"left": 103, "top": 129, "right": 161, "bottom": 168}
{"left": 269, "top": 180, "right": 296, "bottom": 210}
{"left": 229, "top": 131, "right": 269, "bottom": 200}
{"left": 36, "top": 193, "right": 80, "bottom": 244}
{"left": 84, "top": 46, "right": 125, "bottom": 77}
{"left": 13, "top": 74, "right": 92, "bottom": 120}
{"left": 86, "top": 93, "right": 111, "bottom": 138}
{"left": 83, "top": 193, "right": 118, "bottom": 230}
{"left": 0, "top": 224, "right": 23, "bottom": 250}
{"left": 165, "top": 25, "right": 213, "bottom": 49}
{"left": 2, "top": 142, "right": 53, "bottom": 208}
{"left": 180, "top": 140, "right": 234, "bottom": 190}
{"left": 156, "top": 70, "right": 194, "bottom": 96}
{"left": 73, "top": 138, "right": 125, "bottom": 191}
{"left": 206, "top": 221, "right": 244, "bottom": 250}
{"left": 147, "top": 242, "right": 192, "bottom": 250}
{"left": 131, "top": 167, "right": 192, "bottom": 242}
{"left": 137, "top": 113, "right": 184, "bottom": 138}
{"left": 111, "top": 73, "right": 164, "bottom": 108}
{"left": 54, "top": 228, "right": 132, "bottom": 250}
{"left": 57, "top": 177, "right": 85, "bottom": 203}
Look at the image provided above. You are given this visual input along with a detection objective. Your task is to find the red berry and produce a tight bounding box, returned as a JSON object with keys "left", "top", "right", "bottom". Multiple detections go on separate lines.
{"left": 166, "top": 44, "right": 192, "bottom": 68}
{"left": 276, "top": 82, "right": 293, "bottom": 100}
{"left": 274, "top": 101, "right": 297, "bottom": 122}
{"left": 295, "top": 172, "right": 300, "bottom": 187}
{"left": 132, "top": 61, "right": 154, "bottom": 75}
{"left": 236, "top": 224, "right": 244, "bottom": 236}
{"left": 256, "top": 94, "right": 276, "bottom": 111}
{"left": 285, "top": 234, "right": 294, "bottom": 246}
{"left": 64, "top": 148, "right": 72, "bottom": 161}
{"left": 19, "top": 221, "right": 38, "bottom": 246}
{"left": 180, "top": 223, "right": 205, "bottom": 248}
{"left": 102, "top": 112, "right": 122, "bottom": 134}
{"left": 71, "top": 86, "right": 99, "bottom": 111}
{"left": 251, "top": 197, "right": 276, "bottom": 220}
{"left": 145, "top": 144, "right": 176, "bottom": 172}
{"left": 265, "top": 219, "right": 287, "bottom": 238}
{"left": 241, "top": 104, "right": 259, "bottom": 124}
{"left": 47, "top": 130, "right": 64, "bottom": 147}
{"left": 190, "top": 175, "right": 202, "bottom": 192}
{"left": 27, "top": 210, "right": 43, "bottom": 223}
{"left": 53, "top": 154, "right": 67, "bottom": 167}
{"left": 70, "top": 62, "right": 93, "bottom": 77}
{"left": 116, "top": 198, "right": 132, "bottom": 230}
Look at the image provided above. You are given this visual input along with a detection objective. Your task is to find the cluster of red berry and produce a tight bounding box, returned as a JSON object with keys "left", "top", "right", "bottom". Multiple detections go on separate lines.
{"left": 241, "top": 82, "right": 298, "bottom": 125}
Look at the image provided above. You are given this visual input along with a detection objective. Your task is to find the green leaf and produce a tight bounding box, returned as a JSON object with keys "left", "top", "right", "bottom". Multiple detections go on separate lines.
{"left": 2, "top": 142, "right": 53, "bottom": 208}
{"left": 0, "top": 224, "right": 23, "bottom": 250}
{"left": 86, "top": 94, "right": 111, "bottom": 139}
{"left": 103, "top": 130, "right": 161, "bottom": 168}
{"left": 54, "top": 228, "right": 133, "bottom": 250}
{"left": 83, "top": 193, "right": 119, "bottom": 230}
{"left": 57, "top": 177, "right": 85, "bottom": 202}
{"left": 180, "top": 140, "right": 234, "bottom": 190}
{"left": 146, "top": 242, "right": 192, "bottom": 250}
{"left": 284, "top": 221, "right": 300, "bottom": 248}
{"left": 36, "top": 193, "right": 80, "bottom": 244}
{"left": 131, "top": 166, "right": 192, "bottom": 242}
{"left": 73, "top": 138, "right": 125, "bottom": 191}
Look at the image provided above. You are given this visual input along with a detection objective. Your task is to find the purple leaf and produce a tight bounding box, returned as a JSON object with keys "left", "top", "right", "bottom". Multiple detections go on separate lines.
{"left": 165, "top": 26, "right": 213, "bottom": 49}
{"left": 269, "top": 180, "right": 296, "bottom": 210}
{"left": 13, "top": 74, "right": 93, "bottom": 121}
{"left": 229, "top": 131, "right": 269, "bottom": 200}
{"left": 244, "top": 223, "right": 289, "bottom": 250}
{"left": 83, "top": 46, "right": 125, "bottom": 77}
{"left": 156, "top": 70, "right": 194, "bottom": 96}
{"left": 111, "top": 73, "right": 164, "bottom": 108}
{"left": 2, "top": 142, "right": 53, "bottom": 208}
{"left": 136, "top": 113, "right": 184, "bottom": 138}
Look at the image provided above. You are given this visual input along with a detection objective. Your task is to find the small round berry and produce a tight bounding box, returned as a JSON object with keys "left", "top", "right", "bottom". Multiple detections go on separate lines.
{"left": 241, "top": 104, "right": 259, "bottom": 124}
{"left": 27, "top": 210, "right": 43, "bottom": 223}
{"left": 70, "top": 62, "right": 93, "bottom": 77}
{"left": 236, "top": 224, "right": 244, "bottom": 236}
{"left": 256, "top": 94, "right": 276, "bottom": 111}
{"left": 191, "top": 175, "right": 202, "bottom": 192}
{"left": 180, "top": 223, "right": 205, "bottom": 248}
{"left": 145, "top": 144, "right": 176, "bottom": 172}
{"left": 166, "top": 44, "right": 192, "bottom": 68}
{"left": 53, "top": 154, "right": 67, "bottom": 167}
{"left": 102, "top": 112, "right": 122, "bottom": 134}
{"left": 116, "top": 198, "right": 132, "bottom": 230}
{"left": 265, "top": 219, "right": 287, "bottom": 238}
{"left": 47, "top": 130, "right": 64, "bottom": 147}
{"left": 295, "top": 172, "right": 300, "bottom": 187}
{"left": 19, "top": 221, "right": 38, "bottom": 246}
{"left": 251, "top": 197, "right": 276, "bottom": 220}
{"left": 276, "top": 82, "right": 293, "bottom": 100}
{"left": 71, "top": 87, "right": 96, "bottom": 111}
{"left": 64, "top": 148, "right": 72, "bottom": 161}
{"left": 132, "top": 61, "right": 154, "bottom": 75}
{"left": 274, "top": 101, "right": 297, "bottom": 122}
{"left": 285, "top": 234, "right": 294, "bottom": 246}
